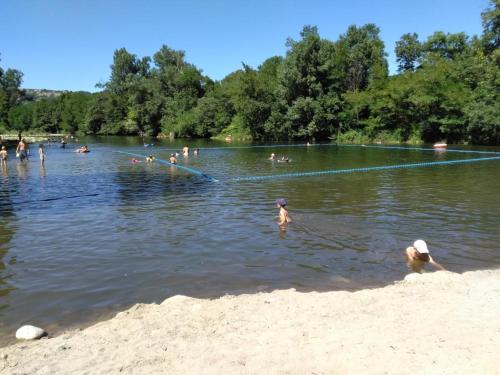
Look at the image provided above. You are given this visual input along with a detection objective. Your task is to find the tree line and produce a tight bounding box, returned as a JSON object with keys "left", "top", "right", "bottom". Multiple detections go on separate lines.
{"left": 1, "top": 0, "right": 498, "bottom": 144}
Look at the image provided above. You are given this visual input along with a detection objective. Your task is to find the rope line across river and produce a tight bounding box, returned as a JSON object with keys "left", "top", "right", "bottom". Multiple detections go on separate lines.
{"left": 116, "top": 150, "right": 500, "bottom": 183}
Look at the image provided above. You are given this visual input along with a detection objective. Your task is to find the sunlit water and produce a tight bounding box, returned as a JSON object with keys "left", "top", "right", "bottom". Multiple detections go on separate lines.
{"left": 1, "top": 137, "right": 499, "bottom": 345}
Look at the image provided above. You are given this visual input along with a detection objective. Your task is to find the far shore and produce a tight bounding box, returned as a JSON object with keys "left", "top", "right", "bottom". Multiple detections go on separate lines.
{"left": 3, "top": 133, "right": 499, "bottom": 148}
{"left": 1, "top": 269, "right": 499, "bottom": 375}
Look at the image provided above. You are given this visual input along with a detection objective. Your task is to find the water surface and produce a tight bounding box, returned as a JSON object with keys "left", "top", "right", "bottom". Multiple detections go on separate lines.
{"left": 1, "top": 137, "right": 499, "bottom": 346}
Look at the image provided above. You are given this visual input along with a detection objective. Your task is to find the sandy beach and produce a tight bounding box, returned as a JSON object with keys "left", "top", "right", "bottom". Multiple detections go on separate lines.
{"left": 1, "top": 269, "right": 499, "bottom": 375}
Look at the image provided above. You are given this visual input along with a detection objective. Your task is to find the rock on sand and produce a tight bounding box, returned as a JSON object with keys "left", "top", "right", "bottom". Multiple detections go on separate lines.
{"left": 15, "top": 325, "right": 46, "bottom": 340}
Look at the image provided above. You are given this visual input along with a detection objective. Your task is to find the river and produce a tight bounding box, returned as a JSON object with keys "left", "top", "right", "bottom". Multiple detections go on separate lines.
{"left": 0, "top": 137, "right": 499, "bottom": 346}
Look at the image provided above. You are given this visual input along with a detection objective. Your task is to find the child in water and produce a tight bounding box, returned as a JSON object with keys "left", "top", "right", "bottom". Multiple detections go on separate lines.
{"left": 146, "top": 155, "right": 155, "bottom": 163}
{"left": 169, "top": 153, "right": 178, "bottom": 164}
{"left": 276, "top": 198, "right": 292, "bottom": 226}
{"left": 406, "top": 240, "right": 445, "bottom": 273}
{"left": 38, "top": 144, "right": 46, "bottom": 165}
{"left": 0, "top": 146, "right": 8, "bottom": 164}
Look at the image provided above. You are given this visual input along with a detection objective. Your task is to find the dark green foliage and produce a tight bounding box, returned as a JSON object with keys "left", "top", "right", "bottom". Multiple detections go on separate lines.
{"left": 481, "top": 0, "right": 500, "bottom": 55}
{"left": 0, "top": 56, "right": 24, "bottom": 131}
{"left": 396, "top": 33, "right": 422, "bottom": 72}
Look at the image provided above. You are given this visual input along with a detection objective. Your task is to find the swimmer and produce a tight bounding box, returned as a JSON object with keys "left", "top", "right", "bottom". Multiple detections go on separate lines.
{"left": 193, "top": 148, "right": 200, "bottom": 155}
{"left": 182, "top": 146, "right": 189, "bottom": 156}
{"left": 269, "top": 153, "right": 276, "bottom": 160}
{"left": 169, "top": 153, "right": 178, "bottom": 164}
{"left": 0, "top": 146, "right": 8, "bottom": 165}
{"left": 146, "top": 155, "right": 155, "bottom": 163}
{"left": 276, "top": 198, "right": 292, "bottom": 226}
{"left": 277, "top": 155, "right": 290, "bottom": 163}
{"left": 406, "top": 240, "right": 445, "bottom": 273}
{"left": 75, "top": 145, "right": 90, "bottom": 153}
{"left": 131, "top": 158, "right": 141, "bottom": 164}
{"left": 306, "top": 142, "right": 311, "bottom": 147}
{"left": 38, "top": 144, "right": 46, "bottom": 165}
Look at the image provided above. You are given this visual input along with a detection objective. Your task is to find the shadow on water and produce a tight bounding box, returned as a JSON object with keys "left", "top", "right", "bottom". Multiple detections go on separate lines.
{"left": 0, "top": 137, "right": 499, "bottom": 346}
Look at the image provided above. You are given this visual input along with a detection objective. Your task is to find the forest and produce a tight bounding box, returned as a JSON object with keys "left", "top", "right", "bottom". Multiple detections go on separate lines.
{"left": 0, "top": 0, "right": 498, "bottom": 144}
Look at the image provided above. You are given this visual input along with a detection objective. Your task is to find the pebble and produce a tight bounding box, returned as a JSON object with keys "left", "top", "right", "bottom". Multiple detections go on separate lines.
{"left": 15, "top": 325, "right": 47, "bottom": 340}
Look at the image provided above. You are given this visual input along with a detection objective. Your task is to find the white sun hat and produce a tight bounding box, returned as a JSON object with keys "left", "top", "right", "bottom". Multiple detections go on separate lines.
{"left": 413, "top": 240, "right": 429, "bottom": 254}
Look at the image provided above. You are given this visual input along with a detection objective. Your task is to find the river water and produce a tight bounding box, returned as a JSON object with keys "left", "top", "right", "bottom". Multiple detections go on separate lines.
{"left": 1, "top": 137, "right": 499, "bottom": 345}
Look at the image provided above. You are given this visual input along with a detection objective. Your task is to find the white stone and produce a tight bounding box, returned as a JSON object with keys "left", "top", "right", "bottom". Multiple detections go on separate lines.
{"left": 15, "top": 325, "right": 46, "bottom": 340}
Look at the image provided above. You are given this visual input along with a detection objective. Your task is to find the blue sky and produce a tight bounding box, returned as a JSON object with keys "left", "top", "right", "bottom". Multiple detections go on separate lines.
{"left": 0, "top": 0, "right": 489, "bottom": 92}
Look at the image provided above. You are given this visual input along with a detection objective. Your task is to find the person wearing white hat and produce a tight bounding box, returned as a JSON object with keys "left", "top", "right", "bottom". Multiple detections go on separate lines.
{"left": 405, "top": 240, "right": 445, "bottom": 273}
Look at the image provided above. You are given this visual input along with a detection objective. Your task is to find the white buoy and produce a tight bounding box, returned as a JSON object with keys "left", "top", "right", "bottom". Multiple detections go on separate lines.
{"left": 15, "top": 325, "right": 46, "bottom": 340}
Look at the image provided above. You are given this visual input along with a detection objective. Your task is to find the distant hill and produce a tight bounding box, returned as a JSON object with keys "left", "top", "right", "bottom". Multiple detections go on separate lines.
{"left": 23, "top": 88, "right": 91, "bottom": 101}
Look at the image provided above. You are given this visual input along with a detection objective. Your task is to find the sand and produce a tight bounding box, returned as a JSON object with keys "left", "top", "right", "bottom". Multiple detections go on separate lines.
{"left": 1, "top": 269, "right": 499, "bottom": 375}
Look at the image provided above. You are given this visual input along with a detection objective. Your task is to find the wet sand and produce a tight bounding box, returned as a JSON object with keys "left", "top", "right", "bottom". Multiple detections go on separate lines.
{"left": 1, "top": 269, "right": 499, "bottom": 375}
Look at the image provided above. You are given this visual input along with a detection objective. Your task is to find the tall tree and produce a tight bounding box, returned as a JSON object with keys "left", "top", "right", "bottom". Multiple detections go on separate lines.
{"left": 481, "top": 0, "right": 500, "bottom": 55}
{"left": 395, "top": 33, "right": 422, "bottom": 72}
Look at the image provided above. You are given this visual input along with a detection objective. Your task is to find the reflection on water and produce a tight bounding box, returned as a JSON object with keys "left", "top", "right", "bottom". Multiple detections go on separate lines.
{"left": 0, "top": 137, "right": 499, "bottom": 346}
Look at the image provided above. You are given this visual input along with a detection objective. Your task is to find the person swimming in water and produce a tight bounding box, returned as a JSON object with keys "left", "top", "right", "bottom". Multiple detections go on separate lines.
{"left": 277, "top": 155, "right": 290, "bottom": 163}
{"left": 276, "top": 198, "right": 292, "bottom": 226}
{"left": 406, "top": 240, "right": 445, "bottom": 273}
{"left": 75, "top": 145, "right": 90, "bottom": 153}
{"left": 193, "top": 148, "right": 200, "bottom": 155}
{"left": 169, "top": 153, "right": 178, "bottom": 164}
{"left": 182, "top": 146, "right": 189, "bottom": 156}
{"left": 269, "top": 153, "right": 276, "bottom": 160}
{"left": 146, "top": 155, "right": 155, "bottom": 163}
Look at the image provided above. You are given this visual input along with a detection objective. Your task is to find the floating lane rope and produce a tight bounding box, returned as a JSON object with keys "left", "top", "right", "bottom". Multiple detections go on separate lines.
{"left": 231, "top": 156, "right": 500, "bottom": 182}
{"left": 116, "top": 151, "right": 218, "bottom": 182}
{"left": 337, "top": 144, "right": 500, "bottom": 155}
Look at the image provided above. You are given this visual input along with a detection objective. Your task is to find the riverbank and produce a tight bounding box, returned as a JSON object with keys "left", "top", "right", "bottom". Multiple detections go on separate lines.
{"left": 1, "top": 269, "right": 499, "bottom": 374}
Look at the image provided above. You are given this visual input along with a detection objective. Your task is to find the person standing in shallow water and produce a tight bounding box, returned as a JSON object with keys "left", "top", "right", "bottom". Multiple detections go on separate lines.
{"left": 38, "top": 144, "right": 46, "bottom": 166}
{"left": 276, "top": 198, "right": 292, "bottom": 227}
{"left": 0, "top": 146, "right": 8, "bottom": 165}
{"left": 406, "top": 240, "right": 445, "bottom": 273}
{"left": 16, "top": 138, "right": 29, "bottom": 161}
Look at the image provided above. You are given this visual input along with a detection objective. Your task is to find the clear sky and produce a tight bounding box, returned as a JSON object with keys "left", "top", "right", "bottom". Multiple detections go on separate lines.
{"left": 0, "top": 0, "right": 489, "bottom": 92}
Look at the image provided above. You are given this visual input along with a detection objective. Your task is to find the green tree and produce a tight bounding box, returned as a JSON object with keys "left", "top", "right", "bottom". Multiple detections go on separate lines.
{"left": 395, "top": 33, "right": 422, "bottom": 72}
{"left": 481, "top": 0, "right": 500, "bottom": 55}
